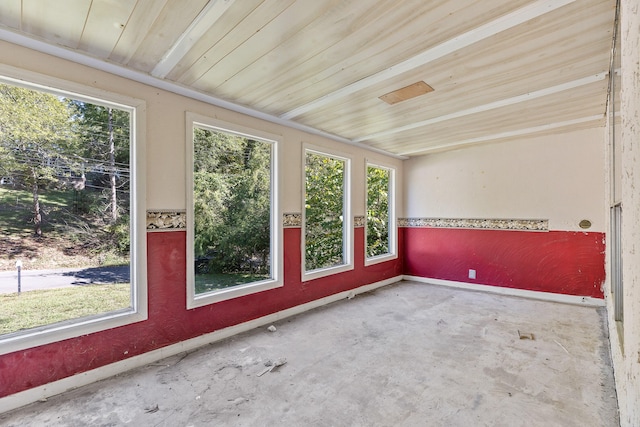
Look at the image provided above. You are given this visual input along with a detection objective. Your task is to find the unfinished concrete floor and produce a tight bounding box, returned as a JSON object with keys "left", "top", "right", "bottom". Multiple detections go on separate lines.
{"left": 0, "top": 281, "right": 619, "bottom": 426}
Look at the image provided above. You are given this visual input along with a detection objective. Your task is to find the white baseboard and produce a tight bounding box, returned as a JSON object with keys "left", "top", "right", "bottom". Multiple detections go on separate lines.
{"left": 403, "top": 275, "right": 605, "bottom": 307}
{"left": 0, "top": 275, "right": 402, "bottom": 414}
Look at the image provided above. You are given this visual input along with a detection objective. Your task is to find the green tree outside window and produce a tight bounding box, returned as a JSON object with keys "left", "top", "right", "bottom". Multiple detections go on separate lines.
{"left": 305, "top": 151, "right": 346, "bottom": 271}
{"left": 366, "top": 165, "right": 390, "bottom": 258}
{"left": 192, "top": 128, "right": 272, "bottom": 293}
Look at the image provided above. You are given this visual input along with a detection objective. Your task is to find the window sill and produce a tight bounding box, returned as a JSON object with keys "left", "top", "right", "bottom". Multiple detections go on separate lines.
{"left": 364, "top": 252, "right": 398, "bottom": 267}
{"left": 0, "top": 307, "right": 147, "bottom": 356}
{"left": 302, "top": 263, "right": 354, "bottom": 282}
{"left": 188, "top": 279, "right": 283, "bottom": 309}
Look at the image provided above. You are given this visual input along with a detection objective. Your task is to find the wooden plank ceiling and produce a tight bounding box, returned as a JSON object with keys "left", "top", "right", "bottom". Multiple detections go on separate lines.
{"left": 0, "top": 0, "right": 617, "bottom": 157}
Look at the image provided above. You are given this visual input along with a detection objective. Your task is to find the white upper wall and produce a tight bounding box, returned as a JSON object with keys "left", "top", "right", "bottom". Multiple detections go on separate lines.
{"left": 0, "top": 41, "right": 403, "bottom": 216}
{"left": 403, "top": 127, "right": 606, "bottom": 232}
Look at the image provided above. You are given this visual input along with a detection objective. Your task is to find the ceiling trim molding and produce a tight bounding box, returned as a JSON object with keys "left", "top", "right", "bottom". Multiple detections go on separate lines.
{"left": 400, "top": 114, "right": 604, "bottom": 156}
{"left": 355, "top": 72, "right": 607, "bottom": 142}
{"left": 0, "top": 28, "right": 407, "bottom": 160}
{"left": 151, "top": 0, "right": 236, "bottom": 78}
{"left": 280, "top": 0, "right": 576, "bottom": 120}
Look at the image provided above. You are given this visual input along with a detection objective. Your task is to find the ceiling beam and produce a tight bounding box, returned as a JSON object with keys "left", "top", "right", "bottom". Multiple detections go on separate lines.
{"left": 355, "top": 72, "right": 607, "bottom": 142}
{"left": 399, "top": 115, "right": 604, "bottom": 156}
{"left": 280, "top": 0, "right": 576, "bottom": 121}
{"left": 151, "top": 0, "right": 235, "bottom": 78}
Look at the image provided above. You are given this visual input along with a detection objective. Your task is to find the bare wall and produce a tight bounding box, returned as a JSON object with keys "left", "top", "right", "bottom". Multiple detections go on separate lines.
{"left": 404, "top": 128, "right": 606, "bottom": 232}
{"left": 402, "top": 129, "right": 607, "bottom": 297}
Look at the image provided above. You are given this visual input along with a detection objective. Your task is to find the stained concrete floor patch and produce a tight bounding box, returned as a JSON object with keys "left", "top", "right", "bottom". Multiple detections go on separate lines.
{"left": 0, "top": 281, "right": 619, "bottom": 426}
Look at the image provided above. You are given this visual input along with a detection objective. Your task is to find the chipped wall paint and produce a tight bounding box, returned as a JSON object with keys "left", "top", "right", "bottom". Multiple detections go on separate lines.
{"left": 607, "top": 1, "right": 640, "bottom": 426}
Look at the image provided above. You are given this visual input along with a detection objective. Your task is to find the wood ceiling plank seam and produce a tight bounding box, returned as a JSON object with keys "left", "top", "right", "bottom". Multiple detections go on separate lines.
{"left": 286, "top": 0, "right": 602, "bottom": 120}
{"left": 127, "top": 0, "right": 212, "bottom": 72}
{"left": 0, "top": 29, "right": 408, "bottom": 160}
{"left": 191, "top": 0, "right": 350, "bottom": 95}
{"left": 369, "top": 86, "right": 608, "bottom": 151}
{"left": 78, "top": 0, "right": 138, "bottom": 59}
{"left": 437, "top": 24, "right": 613, "bottom": 84}
{"left": 280, "top": 0, "right": 576, "bottom": 120}
{"left": 215, "top": 0, "right": 399, "bottom": 106}
{"left": 297, "top": 3, "right": 613, "bottom": 138}
{"left": 300, "top": 56, "right": 609, "bottom": 136}
{"left": 401, "top": 86, "right": 608, "bottom": 134}
{"left": 351, "top": 31, "right": 611, "bottom": 105}
{"left": 0, "top": 0, "right": 614, "bottom": 158}
{"left": 417, "top": 102, "right": 607, "bottom": 145}
{"left": 165, "top": 0, "right": 265, "bottom": 82}
{"left": 309, "top": 44, "right": 612, "bottom": 138}
{"left": 604, "top": 0, "right": 621, "bottom": 118}
{"left": 388, "top": 95, "right": 608, "bottom": 152}
{"left": 21, "top": 0, "right": 92, "bottom": 49}
{"left": 306, "top": 73, "right": 606, "bottom": 142}
{"left": 257, "top": 0, "right": 525, "bottom": 113}
{"left": 331, "top": 85, "right": 605, "bottom": 138}
{"left": 195, "top": 3, "right": 340, "bottom": 89}
{"left": 230, "top": 0, "right": 453, "bottom": 109}
{"left": 0, "top": 0, "right": 22, "bottom": 30}
{"left": 390, "top": 122, "right": 603, "bottom": 155}
{"left": 353, "top": 73, "right": 608, "bottom": 142}
{"left": 109, "top": 0, "right": 169, "bottom": 64}
{"left": 78, "top": 0, "right": 92, "bottom": 50}
{"left": 177, "top": 0, "right": 296, "bottom": 86}
{"left": 399, "top": 115, "right": 605, "bottom": 156}
{"left": 151, "top": 0, "right": 236, "bottom": 78}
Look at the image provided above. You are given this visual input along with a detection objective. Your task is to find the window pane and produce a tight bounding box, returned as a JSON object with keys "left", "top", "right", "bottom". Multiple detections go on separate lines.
{"left": 192, "top": 128, "right": 272, "bottom": 294}
{"left": 0, "top": 82, "right": 132, "bottom": 335}
{"left": 366, "top": 165, "right": 390, "bottom": 258}
{"left": 305, "top": 151, "right": 345, "bottom": 271}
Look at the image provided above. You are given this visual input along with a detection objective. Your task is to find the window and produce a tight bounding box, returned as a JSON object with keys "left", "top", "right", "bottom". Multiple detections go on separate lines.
{"left": 611, "top": 204, "right": 623, "bottom": 323}
{"left": 303, "top": 147, "right": 352, "bottom": 280}
{"left": 365, "top": 163, "right": 396, "bottom": 265}
{"left": 608, "top": 11, "right": 623, "bottom": 335}
{"left": 187, "top": 114, "right": 281, "bottom": 308}
{"left": 0, "top": 66, "right": 146, "bottom": 356}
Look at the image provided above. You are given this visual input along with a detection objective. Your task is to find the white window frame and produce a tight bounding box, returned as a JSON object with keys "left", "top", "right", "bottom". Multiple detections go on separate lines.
{"left": 0, "top": 64, "right": 147, "bottom": 356}
{"left": 186, "top": 113, "right": 282, "bottom": 308}
{"left": 302, "top": 144, "right": 353, "bottom": 281}
{"left": 364, "top": 161, "right": 397, "bottom": 266}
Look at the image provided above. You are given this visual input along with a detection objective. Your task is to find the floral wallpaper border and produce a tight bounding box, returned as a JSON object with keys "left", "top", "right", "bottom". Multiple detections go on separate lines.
{"left": 147, "top": 211, "right": 308, "bottom": 230}
{"left": 283, "top": 213, "right": 302, "bottom": 228}
{"left": 397, "top": 217, "right": 548, "bottom": 231}
{"left": 147, "top": 210, "right": 186, "bottom": 231}
{"left": 283, "top": 213, "right": 366, "bottom": 228}
{"left": 146, "top": 212, "right": 546, "bottom": 232}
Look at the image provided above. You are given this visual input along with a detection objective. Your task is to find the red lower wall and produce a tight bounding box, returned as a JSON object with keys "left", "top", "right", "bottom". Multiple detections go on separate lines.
{"left": 402, "top": 227, "right": 605, "bottom": 298}
{"left": 0, "top": 227, "right": 403, "bottom": 398}
{"left": 0, "top": 225, "right": 606, "bottom": 399}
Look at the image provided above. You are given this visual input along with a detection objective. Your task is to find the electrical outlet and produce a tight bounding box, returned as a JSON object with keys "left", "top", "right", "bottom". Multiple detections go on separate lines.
{"left": 469, "top": 269, "right": 476, "bottom": 279}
